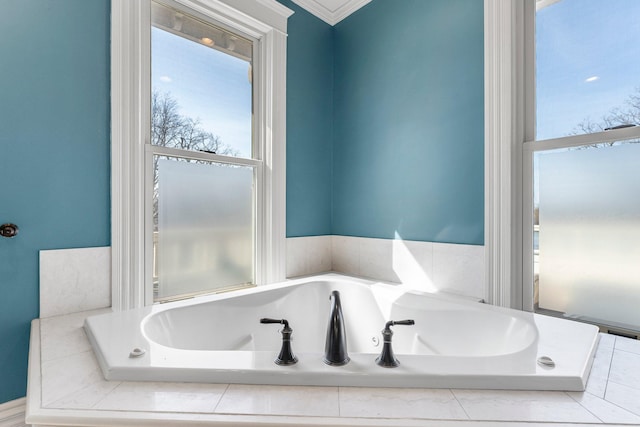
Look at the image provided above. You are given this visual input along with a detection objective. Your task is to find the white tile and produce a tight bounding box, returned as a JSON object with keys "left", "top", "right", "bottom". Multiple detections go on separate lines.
{"left": 391, "top": 239, "right": 437, "bottom": 292}
{"left": 608, "top": 349, "right": 640, "bottom": 390}
{"left": 568, "top": 390, "right": 640, "bottom": 424}
{"left": 339, "top": 387, "right": 468, "bottom": 420}
{"left": 94, "top": 381, "right": 227, "bottom": 413}
{"left": 359, "top": 238, "right": 399, "bottom": 283}
{"left": 614, "top": 336, "right": 640, "bottom": 355}
{"left": 585, "top": 335, "right": 615, "bottom": 398}
{"left": 452, "top": 389, "right": 600, "bottom": 423}
{"left": 41, "top": 350, "right": 107, "bottom": 407}
{"left": 598, "top": 332, "right": 616, "bottom": 350}
{"left": 215, "top": 384, "right": 339, "bottom": 417}
{"left": 40, "top": 308, "right": 111, "bottom": 362}
{"left": 309, "top": 235, "right": 333, "bottom": 274}
{"left": 331, "top": 235, "right": 360, "bottom": 275}
{"left": 432, "top": 243, "right": 485, "bottom": 300}
{"left": 48, "top": 380, "right": 122, "bottom": 410}
{"left": 287, "top": 236, "right": 332, "bottom": 278}
{"left": 605, "top": 381, "right": 640, "bottom": 416}
{"left": 286, "top": 237, "right": 306, "bottom": 277}
{"left": 40, "top": 247, "right": 111, "bottom": 318}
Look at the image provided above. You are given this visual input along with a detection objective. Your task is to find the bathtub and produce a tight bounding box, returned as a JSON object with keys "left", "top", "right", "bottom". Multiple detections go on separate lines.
{"left": 84, "top": 274, "right": 599, "bottom": 391}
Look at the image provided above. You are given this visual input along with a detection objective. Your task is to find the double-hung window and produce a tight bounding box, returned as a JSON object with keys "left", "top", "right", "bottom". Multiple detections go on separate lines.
{"left": 524, "top": 0, "right": 640, "bottom": 332}
{"left": 486, "top": 0, "right": 640, "bottom": 334}
{"left": 112, "top": 0, "right": 292, "bottom": 309}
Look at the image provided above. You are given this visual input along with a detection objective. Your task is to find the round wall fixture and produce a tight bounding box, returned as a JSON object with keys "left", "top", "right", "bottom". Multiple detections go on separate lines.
{"left": 0, "top": 223, "right": 19, "bottom": 238}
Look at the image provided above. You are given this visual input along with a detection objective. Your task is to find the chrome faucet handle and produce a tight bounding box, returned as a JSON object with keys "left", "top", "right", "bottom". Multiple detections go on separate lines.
{"left": 375, "top": 319, "right": 415, "bottom": 368}
{"left": 260, "top": 318, "right": 298, "bottom": 365}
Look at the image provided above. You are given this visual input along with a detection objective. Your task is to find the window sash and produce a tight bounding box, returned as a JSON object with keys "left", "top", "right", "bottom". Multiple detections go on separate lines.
{"left": 521, "top": 0, "right": 640, "bottom": 311}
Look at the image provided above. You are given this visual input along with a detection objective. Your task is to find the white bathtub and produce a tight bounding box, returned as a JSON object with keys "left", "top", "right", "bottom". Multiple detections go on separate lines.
{"left": 84, "top": 274, "right": 599, "bottom": 391}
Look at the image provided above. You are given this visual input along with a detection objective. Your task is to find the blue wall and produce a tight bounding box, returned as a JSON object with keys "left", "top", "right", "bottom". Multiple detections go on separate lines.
{"left": 280, "top": 0, "right": 334, "bottom": 237}
{"left": 332, "top": 0, "right": 484, "bottom": 244}
{"left": 0, "top": 0, "right": 111, "bottom": 403}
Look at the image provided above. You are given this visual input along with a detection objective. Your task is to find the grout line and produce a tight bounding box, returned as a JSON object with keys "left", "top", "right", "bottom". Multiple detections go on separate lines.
{"left": 88, "top": 381, "right": 123, "bottom": 410}
{"left": 449, "top": 389, "right": 471, "bottom": 420}
{"left": 603, "top": 337, "right": 616, "bottom": 399}
{"left": 564, "top": 391, "right": 605, "bottom": 424}
{"left": 211, "top": 384, "right": 231, "bottom": 413}
{"left": 595, "top": 380, "right": 640, "bottom": 421}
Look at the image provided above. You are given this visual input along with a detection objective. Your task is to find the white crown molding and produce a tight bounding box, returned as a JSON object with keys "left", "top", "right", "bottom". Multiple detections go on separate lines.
{"left": 292, "top": 0, "right": 371, "bottom": 26}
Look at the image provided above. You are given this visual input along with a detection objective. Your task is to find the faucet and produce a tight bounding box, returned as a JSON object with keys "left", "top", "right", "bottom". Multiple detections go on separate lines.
{"left": 375, "top": 319, "right": 415, "bottom": 368}
{"left": 260, "top": 318, "right": 298, "bottom": 365}
{"left": 324, "top": 290, "right": 350, "bottom": 366}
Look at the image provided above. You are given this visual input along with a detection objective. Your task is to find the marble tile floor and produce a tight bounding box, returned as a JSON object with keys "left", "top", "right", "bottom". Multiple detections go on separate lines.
{"left": 26, "top": 308, "right": 640, "bottom": 427}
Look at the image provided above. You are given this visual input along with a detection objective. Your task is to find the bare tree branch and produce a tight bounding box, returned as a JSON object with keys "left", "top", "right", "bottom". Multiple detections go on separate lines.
{"left": 151, "top": 90, "right": 241, "bottom": 227}
{"left": 571, "top": 87, "right": 640, "bottom": 148}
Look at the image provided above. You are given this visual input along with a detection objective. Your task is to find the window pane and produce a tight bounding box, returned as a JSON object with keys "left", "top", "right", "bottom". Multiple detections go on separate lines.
{"left": 535, "top": 142, "right": 640, "bottom": 330}
{"left": 151, "top": 2, "right": 253, "bottom": 158}
{"left": 536, "top": 0, "right": 640, "bottom": 140}
{"left": 155, "top": 157, "right": 254, "bottom": 301}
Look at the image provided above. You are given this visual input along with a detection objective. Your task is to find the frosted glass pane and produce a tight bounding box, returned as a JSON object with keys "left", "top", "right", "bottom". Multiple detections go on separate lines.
{"left": 538, "top": 143, "right": 640, "bottom": 329}
{"left": 156, "top": 158, "right": 253, "bottom": 300}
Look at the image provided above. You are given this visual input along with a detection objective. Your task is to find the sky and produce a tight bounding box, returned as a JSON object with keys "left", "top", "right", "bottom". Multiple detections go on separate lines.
{"left": 536, "top": 0, "right": 640, "bottom": 141}
{"left": 152, "top": 26, "right": 252, "bottom": 158}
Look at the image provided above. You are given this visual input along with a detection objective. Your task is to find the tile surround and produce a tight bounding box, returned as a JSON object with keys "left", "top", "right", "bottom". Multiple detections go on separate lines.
{"left": 26, "top": 309, "right": 640, "bottom": 426}
{"left": 39, "top": 246, "right": 111, "bottom": 318}
{"left": 38, "top": 238, "right": 482, "bottom": 314}
{"left": 286, "top": 235, "right": 332, "bottom": 277}
{"left": 312, "top": 235, "right": 484, "bottom": 300}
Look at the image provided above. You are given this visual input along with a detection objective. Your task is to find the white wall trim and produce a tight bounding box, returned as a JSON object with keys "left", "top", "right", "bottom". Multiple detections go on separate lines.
{"left": 112, "top": 0, "right": 292, "bottom": 309}
{"left": 291, "top": 0, "right": 371, "bottom": 26}
{"left": 484, "top": 0, "right": 527, "bottom": 309}
{"left": 0, "top": 397, "right": 26, "bottom": 427}
{"left": 111, "top": 0, "right": 148, "bottom": 311}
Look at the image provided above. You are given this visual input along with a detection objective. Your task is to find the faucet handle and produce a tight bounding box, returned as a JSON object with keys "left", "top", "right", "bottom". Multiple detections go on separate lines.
{"left": 376, "top": 319, "right": 415, "bottom": 368}
{"left": 385, "top": 319, "right": 415, "bottom": 329}
{"left": 260, "top": 318, "right": 297, "bottom": 365}
{"left": 260, "top": 318, "right": 290, "bottom": 328}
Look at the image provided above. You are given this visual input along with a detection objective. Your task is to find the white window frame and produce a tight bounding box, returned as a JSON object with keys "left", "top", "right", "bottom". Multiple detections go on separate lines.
{"left": 111, "top": 0, "right": 293, "bottom": 310}
{"left": 484, "top": 0, "right": 528, "bottom": 309}
{"left": 485, "top": 0, "right": 640, "bottom": 310}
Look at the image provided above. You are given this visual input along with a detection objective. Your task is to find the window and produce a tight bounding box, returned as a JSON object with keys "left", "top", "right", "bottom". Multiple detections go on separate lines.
{"left": 150, "top": 2, "right": 257, "bottom": 301}
{"left": 112, "top": 0, "right": 292, "bottom": 309}
{"left": 524, "top": 0, "right": 640, "bottom": 331}
{"left": 484, "top": 0, "right": 640, "bottom": 321}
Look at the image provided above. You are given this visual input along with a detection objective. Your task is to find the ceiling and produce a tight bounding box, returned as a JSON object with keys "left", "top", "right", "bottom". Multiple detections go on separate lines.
{"left": 291, "top": 0, "right": 372, "bottom": 26}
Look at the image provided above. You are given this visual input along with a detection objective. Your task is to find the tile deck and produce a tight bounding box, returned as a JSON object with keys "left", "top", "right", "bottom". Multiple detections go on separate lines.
{"left": 26, "top": 309, "right": 640, "bottom": 426}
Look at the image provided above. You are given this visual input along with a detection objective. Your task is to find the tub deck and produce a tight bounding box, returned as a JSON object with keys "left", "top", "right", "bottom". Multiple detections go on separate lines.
{"left": 25, "top": 294, "right": 640, "bottom": 426}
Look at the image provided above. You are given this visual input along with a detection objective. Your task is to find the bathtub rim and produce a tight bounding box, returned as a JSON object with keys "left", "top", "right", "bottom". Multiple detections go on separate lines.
{"left": 138, "top": 276, "right": 539, "bottom": 357}
{"left": 83, "top": 273, "right": 599, "bottom": 391}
